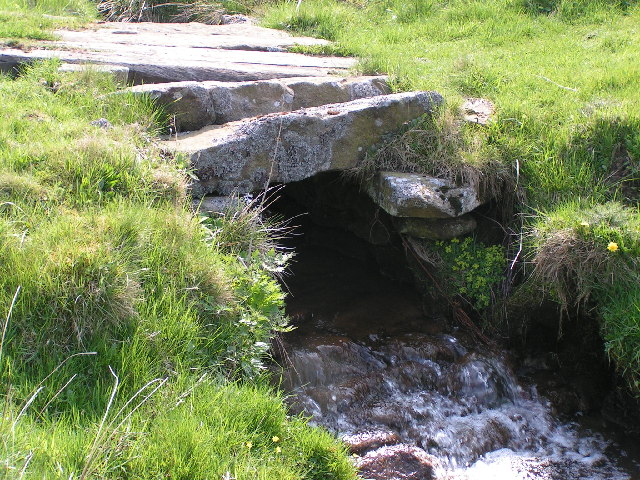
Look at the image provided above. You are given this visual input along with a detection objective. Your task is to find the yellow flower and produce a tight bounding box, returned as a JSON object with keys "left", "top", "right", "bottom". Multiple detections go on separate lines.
{"left": 245, "top": 441, "right": 253, "bottom": 449}
{"left": 275, "top": 446, "right": 282, "bottom": 454}
{"left": 580, "top": 221, "right": 589, "bottom": 227}
{"left": 272, "top": 436, "right": 280, "bottom": 443}
{"left": 607, "top": 242, "right": 619, "bottom": 252}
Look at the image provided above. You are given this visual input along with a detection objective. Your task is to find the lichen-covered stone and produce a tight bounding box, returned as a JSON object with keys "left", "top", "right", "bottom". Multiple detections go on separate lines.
{"left": 194, "top": 195, "right": 237, "bottom": 213}
{"left": 462, "top": 97, "right": 495, "bottom": 125}
{"left": 162, "top": 92, "right": 443, "bottom": 196}
{"left": 367, "top": 171, "right": 482, "bottom": 218}
{"left": 136, "top": 82, "right": 217, "bottom": 132}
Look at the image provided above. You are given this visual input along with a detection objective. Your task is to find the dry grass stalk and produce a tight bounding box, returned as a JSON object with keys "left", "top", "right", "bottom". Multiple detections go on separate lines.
{"left": 531, "top": 228, "right": 617, "bottom": 309}
{"left": 353, "top": 107, "right": 516, "bottom": 207}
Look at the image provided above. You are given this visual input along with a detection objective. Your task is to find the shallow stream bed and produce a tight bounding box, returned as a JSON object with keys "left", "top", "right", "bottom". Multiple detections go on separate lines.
{"left": 273, "top": 244, "right": 640, "bottom": 480}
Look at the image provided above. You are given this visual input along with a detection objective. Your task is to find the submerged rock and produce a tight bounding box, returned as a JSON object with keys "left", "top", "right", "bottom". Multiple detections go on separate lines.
{"left": 342, "top": 431, "right": 401, "bottom": 455}
{"left": 354, "top": 444, "right": 439, "bottom": 480}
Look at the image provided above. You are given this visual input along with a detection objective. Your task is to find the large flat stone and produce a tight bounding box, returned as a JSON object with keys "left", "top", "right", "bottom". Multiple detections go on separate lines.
{"left": 61, "top": 22, "right": 330, "bottom": 52}
{"left": 366, "top": 171, "right": 483, "bottom": 218}
{"left": 128, "top": 76, "right": 389, "bottom": 131}
{"left": 160, "top": 91, "right": 443, "bottom": 196}
{"left": 0, "top": 22, "right": 354, "bottom": 83}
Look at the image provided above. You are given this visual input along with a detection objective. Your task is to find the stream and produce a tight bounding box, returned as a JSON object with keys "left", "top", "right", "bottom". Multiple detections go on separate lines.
{"left": 273, "top": 243, "right": 640, "bottom": 480}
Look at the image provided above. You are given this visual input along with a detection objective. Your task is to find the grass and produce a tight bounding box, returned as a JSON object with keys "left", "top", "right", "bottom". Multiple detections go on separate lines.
{"left": 4, "top": 379, "right": 355, "bottom": 479}
{"left": 0, "top": 0, "right": 95, "bottom": 45}
{"left": 97, "top": 0, "right": 250, "bottom": 22}
{"left": 0, "top": 60, "right": 357, "bottom": 479}
{"left": 256, "top": 0, "right": 640, "bottom": 393}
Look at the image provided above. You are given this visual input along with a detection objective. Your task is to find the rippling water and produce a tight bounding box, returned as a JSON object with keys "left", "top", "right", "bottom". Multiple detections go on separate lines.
{"left": 273, "top": 245, "right": 638, "bottom": 479}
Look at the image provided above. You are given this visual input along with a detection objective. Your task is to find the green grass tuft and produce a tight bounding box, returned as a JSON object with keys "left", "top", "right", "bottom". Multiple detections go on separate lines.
{"left": 0, "top": 0, "right": 96, "bottom": 43}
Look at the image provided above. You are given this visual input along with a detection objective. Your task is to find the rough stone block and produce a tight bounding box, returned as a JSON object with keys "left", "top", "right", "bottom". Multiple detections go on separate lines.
{"left": 127, "top": 76, "right": 389, "bottom": 131}
{"left": 161, "top": 91, "right": 443, "bottom": 196}
{"left": 366, "top": 171, "right": 482, "bottom": 219}
{"left": 396, "top": 214, "right": 477, "bottom": 240}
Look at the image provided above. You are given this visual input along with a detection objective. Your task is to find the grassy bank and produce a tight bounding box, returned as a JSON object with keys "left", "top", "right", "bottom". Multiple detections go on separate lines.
{"left": 0, "top": 60, "right": 356, "bottom": 478}
{"left": 256, "top": 0, "right": 640, "bottom": 392}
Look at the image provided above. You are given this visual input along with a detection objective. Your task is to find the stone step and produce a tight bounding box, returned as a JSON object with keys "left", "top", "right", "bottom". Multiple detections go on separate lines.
{"left": 0, "top": 22, "right": 353, "bottom": 83}
{"left": 160, "top": 91, "right": 443, "bottom": 197}
{"left": 127, "top": 76, "right": 390, "bottom": 131}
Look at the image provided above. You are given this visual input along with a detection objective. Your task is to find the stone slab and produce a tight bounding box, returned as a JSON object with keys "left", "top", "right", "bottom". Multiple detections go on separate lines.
{"left": 160, "top": 91, "right": 443, "bottom": 196}
{"left": 128, "top": 76, "right": 389, "bottom": 131}
{"left": 396, "top": 214, "right": 477, "bottom": 240}
{"left": 462, "top": 97, "right": 495, "bottom": 125}
{"left": 194, "top": 195, "right": 237, "bottom": 213}
{"left": 0, "top": 22, "right": 355, "bottom": 84}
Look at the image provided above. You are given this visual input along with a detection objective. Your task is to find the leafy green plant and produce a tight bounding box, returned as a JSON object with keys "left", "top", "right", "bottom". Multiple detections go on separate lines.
{"left": 432, "top": 237, "right": 507, "bottom": 311}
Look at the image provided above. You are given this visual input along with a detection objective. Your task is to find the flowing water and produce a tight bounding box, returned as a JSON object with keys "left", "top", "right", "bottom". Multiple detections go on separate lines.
{"left": 273, "top": 244, "right": 640, "bottom": 480}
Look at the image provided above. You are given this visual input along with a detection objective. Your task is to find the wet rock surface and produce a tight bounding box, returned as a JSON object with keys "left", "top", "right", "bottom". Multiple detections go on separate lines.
{"left": 342, "top": 431, "right": 401, "bottom": 455}
{"left": 354, "top": 444, "right": 439, "bottom": 480}
{"left": 273, "top": 243, "right": 637, "bottom": 480}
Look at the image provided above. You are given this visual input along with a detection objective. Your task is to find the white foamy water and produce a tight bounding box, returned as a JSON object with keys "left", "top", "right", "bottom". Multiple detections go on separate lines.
{"left": 277, "top": 331, "right": 634, "bottom": 479}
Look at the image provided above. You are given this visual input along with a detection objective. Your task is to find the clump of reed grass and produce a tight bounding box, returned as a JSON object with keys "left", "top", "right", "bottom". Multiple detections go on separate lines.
{"left": 97, "top": 0, "right": 228, "bottom": 23}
